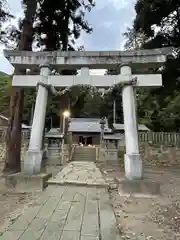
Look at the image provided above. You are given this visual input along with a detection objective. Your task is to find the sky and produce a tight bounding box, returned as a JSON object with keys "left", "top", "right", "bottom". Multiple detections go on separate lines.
{"left": 0, "top": 0, "right": 135, "bottom": 74}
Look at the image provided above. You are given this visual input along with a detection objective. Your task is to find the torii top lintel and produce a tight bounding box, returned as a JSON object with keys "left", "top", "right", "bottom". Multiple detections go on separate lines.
{"left": 4, "top": 47, "right": 172, "bottom": 70}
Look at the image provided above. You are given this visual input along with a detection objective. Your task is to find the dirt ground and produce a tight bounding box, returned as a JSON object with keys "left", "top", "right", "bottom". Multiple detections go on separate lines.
{"left": 0, "top": 164, "right": 39, "bottom": 229}
{"left": 0, "top": 162, "right": 180, "bottom": 239}
{"left": 0, "top": 164, "right": 63, "bottom": 230}
{"left": 99, "top": 163, "right": 180, "bottom": 240}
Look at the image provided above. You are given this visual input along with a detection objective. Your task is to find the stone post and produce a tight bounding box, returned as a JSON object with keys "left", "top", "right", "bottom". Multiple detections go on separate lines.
{"left": 121, "top": 65, "right": 143, "bottom": 180}
{"left": 23, "top": 64, "right": 50, "bottom": 175}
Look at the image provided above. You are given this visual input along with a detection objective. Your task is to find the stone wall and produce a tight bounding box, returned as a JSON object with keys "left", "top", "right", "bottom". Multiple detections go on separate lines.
{"left": 1, "top": 141, "right": 180, "bottom": 168}
{"left": 0, "top": 140, "right": 72, "bottom": 167}
{"left": 140, "top": 143, "right": 180, "bottom": 167}
{"left": 118, "top": 143, "right": 180, "bottom": 168}
{"left": 0, "top": 141, "right": 28, "bottom": 163}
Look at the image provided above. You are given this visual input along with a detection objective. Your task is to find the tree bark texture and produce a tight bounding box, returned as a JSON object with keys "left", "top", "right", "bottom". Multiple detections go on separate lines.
{"left": 4, "top": 88, "right": 24, "bottom": 173}
{"left": 4, "top": 0, "right": 37, "bottom": 173}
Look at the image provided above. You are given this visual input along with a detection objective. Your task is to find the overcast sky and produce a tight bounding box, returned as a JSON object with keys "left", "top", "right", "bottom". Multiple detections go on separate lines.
{"left": 0, "top": 0, "right": 135, "bottom": 74}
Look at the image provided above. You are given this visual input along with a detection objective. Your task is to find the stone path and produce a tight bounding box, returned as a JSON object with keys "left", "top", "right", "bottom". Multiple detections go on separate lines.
{"left": 0, "top": 162, "right": 120, "bottom": 240}
{"left": 48, "top": 162, "right": 108, "bottom": 187}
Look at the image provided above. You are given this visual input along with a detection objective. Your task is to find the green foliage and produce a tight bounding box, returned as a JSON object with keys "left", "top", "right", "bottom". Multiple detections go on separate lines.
{"left": 0, "top": 75, "right": 11, "bottom": 113}
{"left": 1, "top": 0, "right": 98, "bottom": 127}
{"left": 35, "top": 0, "right": 95, "bottom": 51}
{"left": 0, "top": 75, "right": 37, "bottom": 123}
{"left": 122, "top": 0, "right": 180, "bottom": 132}
{"left": 79, "top": 87, "right": 103, "bottom": 118}
{"left": 23, "top": 88, "right": 36, "bottom": 123}
{"left": 102, "top": 69, "right": 124, "bottom": 125}
{"left": 134, "top": 0, "right": 180, "bottom": 43}
{"left": 0, "top": 0, "right": 13, "bottom": 43}
{"left": 123, "top": 27, "right": 147, "bottom": 50}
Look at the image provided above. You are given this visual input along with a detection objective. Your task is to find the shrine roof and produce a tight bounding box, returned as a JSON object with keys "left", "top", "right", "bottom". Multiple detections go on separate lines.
{"left": 68, "top": 118, "right": 149, "bottom": 133}
{"left": 69, "top": 118, "right": 111, "bottom": 133}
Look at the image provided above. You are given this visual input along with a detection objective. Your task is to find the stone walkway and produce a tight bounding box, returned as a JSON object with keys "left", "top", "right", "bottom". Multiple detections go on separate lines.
{"left": 48, "top": 161, "right": 108, "bottom": 187}
{"left": 0, "top": 162, "right": 120, "bottom": 240}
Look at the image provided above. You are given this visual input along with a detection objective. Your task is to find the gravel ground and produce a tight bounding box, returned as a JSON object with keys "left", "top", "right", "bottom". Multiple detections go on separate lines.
{"left": 99, "top": 163, "right": 180, "bottom": 240}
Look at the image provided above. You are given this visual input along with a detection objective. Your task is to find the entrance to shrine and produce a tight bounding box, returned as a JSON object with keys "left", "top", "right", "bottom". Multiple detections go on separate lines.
{"left": 4, "top": 47, "right": 171, "bottom": 179}
{"left": 79, "top": 136, "right": 92, "bottom": 145}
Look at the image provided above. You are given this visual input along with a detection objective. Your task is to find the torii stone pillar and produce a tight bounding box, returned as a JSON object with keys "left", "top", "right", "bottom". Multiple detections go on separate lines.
{"left": 23, "top": 64, "right": 50, "bottom": 175}
{"left": 121, "top": 65, "right": 143, "bottom": 180}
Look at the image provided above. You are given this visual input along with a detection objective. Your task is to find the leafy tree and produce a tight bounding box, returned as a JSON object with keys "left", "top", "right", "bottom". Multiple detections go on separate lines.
{"left": 35, "top": 0, "right": 94, "bottom": 51}
{"left": 4, "top": 0, "right": 96, "bottom": 171}
{"left": 134, "top": 0, "right": 180, "bottom": 46}
{"left": 122, "top": 0, "right": 180, "bottom": 132}
{"left": 101, "top": 69, "right": 123, "bottom": 126}
{"left": 4, "top": 0, "right": 38, "bottom": 174}
{"left": 79, "top": 86, "right": 103, "bottom": 118}
{"left": 123, "top": 27, "right": 147, "bottom": 50}
{"left": 0, "top": 75, "right": 11, "bottom": 113}
{"left": 34, "top": 0, "right": 95, "bottom": 139}
{"left": 0, "top": 0, "right": 13, "bottom": 43}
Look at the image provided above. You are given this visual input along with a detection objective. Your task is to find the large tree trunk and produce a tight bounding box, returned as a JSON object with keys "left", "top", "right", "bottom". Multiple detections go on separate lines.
{"left": 4, "top": 88, "right": 24, "bottom": 173}
{"left": 3, "top": 0, "right": 37, "bottom": 174}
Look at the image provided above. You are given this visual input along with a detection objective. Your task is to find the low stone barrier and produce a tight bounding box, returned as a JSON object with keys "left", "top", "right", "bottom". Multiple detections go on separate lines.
{"left": 140, "top": 143, "right": 180, "bottom": 167}
{"left": 0, "top": 141, "right": 28, "bottom": 163}
{"left": 118, "top": 143, "right": 180, "bottom": 167}
{"left": 0, "top": 141, "right": 179, "bottom": 168}
{"left": 0, "top": 141, "right": 69, "bottom": 167}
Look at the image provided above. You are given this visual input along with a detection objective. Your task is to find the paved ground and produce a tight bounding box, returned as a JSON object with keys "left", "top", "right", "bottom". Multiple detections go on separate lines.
{"left": 48, "top": 162, "right": 107, "bottom": 187}
{"left": 0, "top": 162, "right": 120, "bottom": 240}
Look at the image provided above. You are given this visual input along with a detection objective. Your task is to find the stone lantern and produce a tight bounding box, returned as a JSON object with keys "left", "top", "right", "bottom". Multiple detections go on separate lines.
{"left": 45, "top": 128, "right": 63, "bottom": 164}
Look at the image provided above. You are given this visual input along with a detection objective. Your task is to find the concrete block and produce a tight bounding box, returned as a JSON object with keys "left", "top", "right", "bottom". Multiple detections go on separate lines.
{"left": 117, "top": 177, "right": 160, "bottom": 197}
{"left": 5, "top": 172, "right": 52, "bottom": 193}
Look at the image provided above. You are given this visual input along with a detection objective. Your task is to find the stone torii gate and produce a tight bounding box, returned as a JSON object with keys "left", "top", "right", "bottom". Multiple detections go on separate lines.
{"left": 4, "top": 48, "right": 171, "bottom": 180}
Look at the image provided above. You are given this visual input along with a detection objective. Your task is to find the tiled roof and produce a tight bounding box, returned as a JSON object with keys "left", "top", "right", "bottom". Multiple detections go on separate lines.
{"left": 45, "top": 128, "right": 63, "bottom": 138}
{"left": 69, "top": 118, "right": 150, "bottom": 132}
{"left": 69, "top": 118, "right": 111, "bottom": 133}
{"left": 114, "top": 123, "right": 150, "bottom": 131}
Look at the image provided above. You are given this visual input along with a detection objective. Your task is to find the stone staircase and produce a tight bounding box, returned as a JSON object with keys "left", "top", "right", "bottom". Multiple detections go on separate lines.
{"left": 72, "top": 146, "right": 96, "bottom": 162}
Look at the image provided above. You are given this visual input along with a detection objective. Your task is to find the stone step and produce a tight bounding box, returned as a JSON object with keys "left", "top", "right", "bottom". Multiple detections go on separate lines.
{"left": 73, "top": 154, "right": 95, "bottom": 157}
{"left": 74, "top": 150, "right": 95, "bottom": 153}
{"left": 74, "top": 151, "right": 95, "bottom": 153}
{"left": 72, "top": 147, "right": 96, "bottom": 162}
{"left": 74, "top": 152, "right": 95, "bottom": 155}
{"left": 72, "top": 157, "right": 94, "bottom": 159}
{"left": 73, "top": 155, "right": 95, "bottom": 157}
{"left": 72, "top": 156, "right": 93, "bottom": 158}
{"left": 72, "top": 157, "right": 95, "bottom": 159}
{"left": 72, "top": 158, "right": 95, "bottom": 162}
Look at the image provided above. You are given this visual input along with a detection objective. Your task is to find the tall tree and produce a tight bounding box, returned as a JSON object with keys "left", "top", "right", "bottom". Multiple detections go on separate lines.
{"left": 0, "top": 75, "right": 11, "bottom": 113}
{"left": 35, "top": 0, "right": 94, "bottom": 51}
{"left": 35, "top": 0, "right": 95, "bottom": 139}
{"left": 0, "top": 0, "right": 13, "bottom": 43}
{"left": 4, "top": 0, "right": 37, "bottom": 173}
{"left": 123, "top": 27, "right": 147, "bottom": 50}
{"left": 123, "top": 0, "right": 180, "bottom": 132}
{"left": 4, "top": 0, "right": 96, "bottom": 173}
